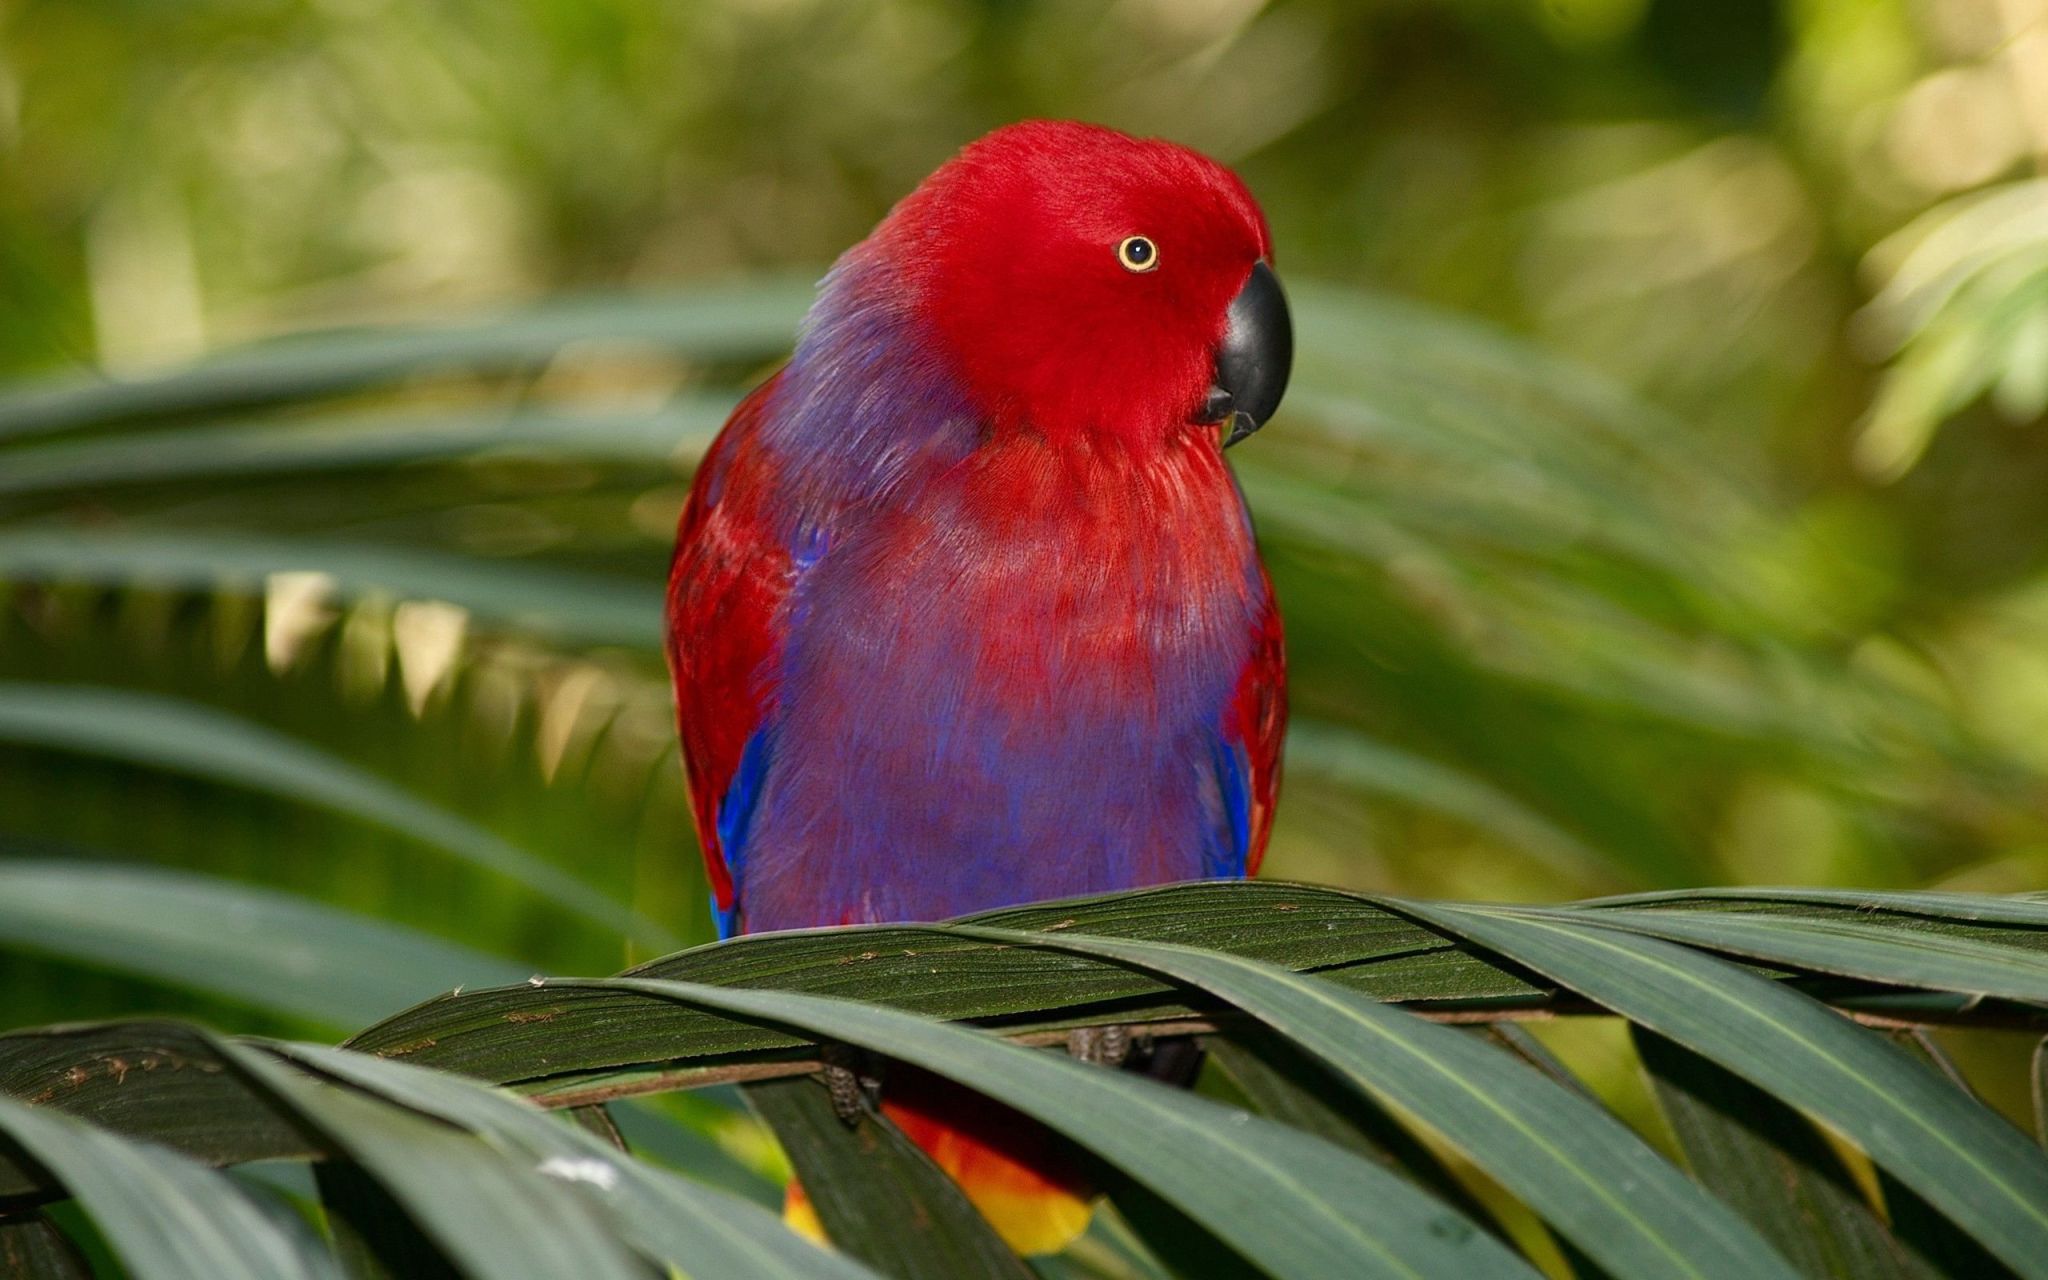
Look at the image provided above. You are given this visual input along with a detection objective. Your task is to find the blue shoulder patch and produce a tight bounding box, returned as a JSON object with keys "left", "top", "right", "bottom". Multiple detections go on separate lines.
{"left": 1205, "top": 733, "right": 1254, "bottom": 880}
{"left": 713, "top": 729, "right": 774, "bottom": 938}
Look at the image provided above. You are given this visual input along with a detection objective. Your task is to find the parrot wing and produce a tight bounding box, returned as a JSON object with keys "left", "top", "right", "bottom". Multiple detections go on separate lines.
{"left": 1228, "top": 573, "right": 1287, "bottom": 877}
{"left": 667, "top": 373, "right": 792, "bottom": 935}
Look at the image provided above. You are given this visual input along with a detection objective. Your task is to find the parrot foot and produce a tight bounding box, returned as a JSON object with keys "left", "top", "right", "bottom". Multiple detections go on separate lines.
{"left": 1065, "top": 1024, "right": 1132, "bottom": 1068}
{"left": 818, "top": 1044, "right": 884, "bottom": 1126}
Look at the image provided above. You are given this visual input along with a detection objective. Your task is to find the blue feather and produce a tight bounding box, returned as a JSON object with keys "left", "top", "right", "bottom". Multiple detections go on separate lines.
{"left": 713, "top": 729, "right": 774, "bottom": 938}
{"left": 1206, "top": 733, "right": 1253, "bottom": 880}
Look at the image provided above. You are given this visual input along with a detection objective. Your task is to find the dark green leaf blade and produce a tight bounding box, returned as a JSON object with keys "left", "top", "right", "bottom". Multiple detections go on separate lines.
{"left": 746, "top": 1075, "right": 1033, "bottom": 1280}
{"left": 1204, "top": 1031, "right": 1504, "bottom": 1237}
{"left": 336, "top": 881, "right": 2038, "bottom": 1105}
{"left": 943, "top": 925, "right": 1796, "bottom": 1280}
{"left": 1556, "top": 907, "right": 2048, "bottom": 1004}
{"left": 1634, "top": 1029, "right": 1935, "bottom": 1279}
{"left": 344, "top": 882, "right": 1520, "bottom": 1090}
{"left": 0, "top": 1212, "right": 91, "bottom": 1279}
{"left": 1879, "top": 1032, "right": 2020, "bottom": 1280}
{"left": 0, "top": 1022, "right": 313, "bottom": 1199}
{"left": 1405, "top": 904, "right": 2048, "bottom": 1280}
{"left": 569, "top": 976, "right": 1544, "bottom": 1280}
{"left": 0, "top": 1096, "right": 339, "bottom": 1280}
{"left": 1588, "top": 889, "right": 2048, "bottom": 929}
{"left": 210, "top": 1046, "right": 651, "bottom": 1280}
{"left": 274, "top": 1043, "right": 884, "bottom": 1280}
{"left": 563, "top": 1105, "right": 626, "bottom": 1152}
{"left": 313, "top": 1161, "right": 459, "bottom": 1280}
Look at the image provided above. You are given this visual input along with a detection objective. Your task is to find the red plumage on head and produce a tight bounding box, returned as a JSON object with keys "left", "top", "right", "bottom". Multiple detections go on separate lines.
{"left": 883, "top": 120, "right": 1274, "bottom": 445}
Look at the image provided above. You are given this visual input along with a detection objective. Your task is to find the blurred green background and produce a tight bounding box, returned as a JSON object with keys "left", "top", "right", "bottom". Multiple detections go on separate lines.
{"left": 1, "top": 0, "right": 2046, "bottom": 1050}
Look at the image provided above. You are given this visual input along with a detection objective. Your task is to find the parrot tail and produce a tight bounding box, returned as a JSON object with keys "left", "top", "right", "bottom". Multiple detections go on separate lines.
{"left": 783, "top": 1068, "right": 1096, "bottom": 1256}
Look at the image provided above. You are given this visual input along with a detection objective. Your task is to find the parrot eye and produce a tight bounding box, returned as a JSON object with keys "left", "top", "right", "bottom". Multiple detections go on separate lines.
{"left": 1116, "top": 235, "right": 1159, "bottom": 273}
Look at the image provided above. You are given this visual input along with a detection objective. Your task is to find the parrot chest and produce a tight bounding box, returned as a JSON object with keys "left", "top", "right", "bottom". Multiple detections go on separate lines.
{"left": 741, "top": 433, "right": 1268, "bottom": 928}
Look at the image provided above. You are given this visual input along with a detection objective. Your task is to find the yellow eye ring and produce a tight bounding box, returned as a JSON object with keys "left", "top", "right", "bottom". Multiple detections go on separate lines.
{"left": 1117, "top": 235, "right": 1159, "bottom": 273}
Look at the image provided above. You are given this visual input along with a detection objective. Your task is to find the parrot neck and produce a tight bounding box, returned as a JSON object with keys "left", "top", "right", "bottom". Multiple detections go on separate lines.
{"left": 770, "top": 247, "right": 985, "bottom": 509}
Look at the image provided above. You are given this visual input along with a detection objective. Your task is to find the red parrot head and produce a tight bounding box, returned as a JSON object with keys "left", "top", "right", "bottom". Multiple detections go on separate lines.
{"left": 881, "top": 120, "right": 1291, "bottom": 449}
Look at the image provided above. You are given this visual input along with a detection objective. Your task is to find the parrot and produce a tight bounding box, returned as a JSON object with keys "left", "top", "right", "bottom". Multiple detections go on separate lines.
{"left": 666, "top": 119, "right": 1290, "bottom": 1255}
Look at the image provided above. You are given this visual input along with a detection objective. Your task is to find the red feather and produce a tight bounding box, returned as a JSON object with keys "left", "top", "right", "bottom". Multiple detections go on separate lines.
{"left": 665, "top": 373, "right": 790, "bottom": 915}
{"left": 1233, "top": 574, "right": 1287, "bottom": 875}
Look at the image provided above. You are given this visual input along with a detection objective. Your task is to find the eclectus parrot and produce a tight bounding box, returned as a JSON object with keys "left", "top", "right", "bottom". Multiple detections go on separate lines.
{"left": 666, "top": 119, "right": 1290, "bottom": 1254}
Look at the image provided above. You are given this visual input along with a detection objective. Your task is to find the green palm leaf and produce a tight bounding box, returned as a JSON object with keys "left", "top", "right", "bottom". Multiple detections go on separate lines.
{"left": 1400, "top": 903, "right": 2048, "bottom": 1279}
{"left": 4, "top": 884, "right": 2047, "bottom": 1277}
{"left": 0, "top": 861, "right": 530, "bottom": 1030}
{"left": 0, "top": 285, "right": 809, "bottom": 440}
{"left": 946, "top": 923, "right": 1799, "bottom": 1280}
{"left": 0, "top": 683, "right": 672, "bottom": 951}
{"left": 0, "top": 1095, "right": 338, "bottom": 1280}
{"left": 1636, "top": 1030, "right": 1939, "bottom": 1280}
{"left": 743, "top": 1075, "right": 1034, "bottom": 1280}
{"left": 576, "top": 975, "right": 1544, "bottom": 1280}
{"left": 268, "top": 1042, "right": 883, "bottom": 1280}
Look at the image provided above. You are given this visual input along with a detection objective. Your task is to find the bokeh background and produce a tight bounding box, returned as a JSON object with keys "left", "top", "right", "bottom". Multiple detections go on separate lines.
{"left": 2, "top": 0, "right": 2046, "bottom": 1086}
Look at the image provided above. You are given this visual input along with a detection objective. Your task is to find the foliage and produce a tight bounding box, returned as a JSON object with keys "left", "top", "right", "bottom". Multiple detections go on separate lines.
{"left": 1, "top": 882, "right": 2045, "bottom": 1278}
{"left": 1853, "top": 179, "right": 2048, "bottom": 480}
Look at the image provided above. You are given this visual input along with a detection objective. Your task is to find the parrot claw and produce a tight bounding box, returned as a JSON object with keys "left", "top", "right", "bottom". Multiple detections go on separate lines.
{"left": 1066, "top": 1024, "right": 1133, "bottom": 1068}
{"left": 818, "top": 1044, "right": 884, "bottom": 1126}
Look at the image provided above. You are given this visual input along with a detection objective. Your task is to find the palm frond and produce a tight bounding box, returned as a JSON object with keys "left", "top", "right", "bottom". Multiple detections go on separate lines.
{"left": 2, "top": 883, "right": 2045, "bottom": 1279}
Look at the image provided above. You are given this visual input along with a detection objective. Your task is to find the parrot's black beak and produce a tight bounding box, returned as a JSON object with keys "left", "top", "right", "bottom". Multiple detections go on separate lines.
{"left": 1202, "top": 260, "right": 1292, "bottom": 448}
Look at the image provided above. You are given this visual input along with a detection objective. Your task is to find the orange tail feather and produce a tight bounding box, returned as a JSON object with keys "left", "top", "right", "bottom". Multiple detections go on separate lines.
{"left": 782, "top": 1071, "right": 1095, "bottom": 1256}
